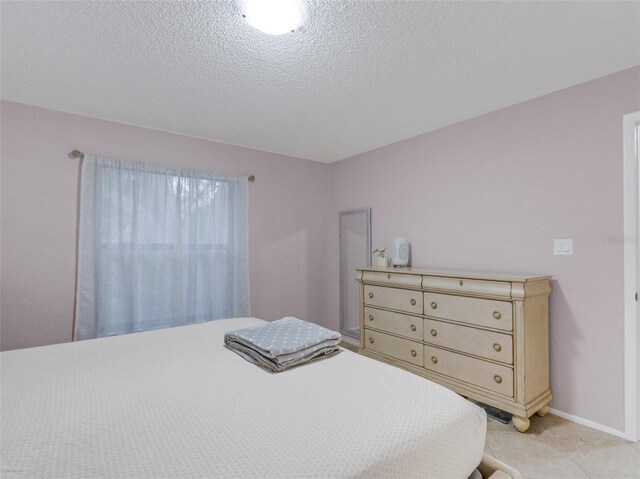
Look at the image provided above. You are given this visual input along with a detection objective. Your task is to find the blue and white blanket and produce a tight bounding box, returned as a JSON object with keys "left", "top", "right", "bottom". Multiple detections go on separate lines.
{"left": 224, "top": 317, "right": 341, "bottom": 372}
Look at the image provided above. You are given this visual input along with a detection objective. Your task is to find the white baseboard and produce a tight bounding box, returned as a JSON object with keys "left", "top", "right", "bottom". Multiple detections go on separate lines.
{"left": 548, "top": 408, "right": 633, "bottom": 441}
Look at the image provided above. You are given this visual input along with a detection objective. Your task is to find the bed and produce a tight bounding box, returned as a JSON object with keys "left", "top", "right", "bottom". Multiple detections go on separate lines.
{"left": 1, "top": 317, "right": 518, "bottom": 478}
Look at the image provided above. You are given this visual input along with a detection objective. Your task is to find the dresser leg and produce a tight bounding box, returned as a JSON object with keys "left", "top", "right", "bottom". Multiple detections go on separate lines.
{"left": 536, "top": 405, "right": 549, "bottom": 417}
{"left": 512, "top": 415, "right": 530, "bottom": 433}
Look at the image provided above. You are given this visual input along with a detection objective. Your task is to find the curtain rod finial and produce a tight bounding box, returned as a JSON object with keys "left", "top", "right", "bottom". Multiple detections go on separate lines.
{"left": 69, "top": 150, "right": 84, "bottom": 159}
{"left": 248, "top": 175, "right": 255, "bottom": 183}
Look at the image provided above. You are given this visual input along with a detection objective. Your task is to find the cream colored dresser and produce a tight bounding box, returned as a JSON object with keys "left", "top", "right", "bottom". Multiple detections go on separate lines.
{"left": 357, "top": 267, "right": 552, "bottom": 432}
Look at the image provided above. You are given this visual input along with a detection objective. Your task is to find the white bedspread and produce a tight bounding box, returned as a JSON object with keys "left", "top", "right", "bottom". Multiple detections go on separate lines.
{"left": 1, "top": 318, "right": 486, "bottom": 478}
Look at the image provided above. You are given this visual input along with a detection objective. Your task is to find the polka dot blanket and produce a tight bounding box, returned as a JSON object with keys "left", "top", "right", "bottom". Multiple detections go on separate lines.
{"left": 224, "top": 316, "right": 342, "bottom": 372}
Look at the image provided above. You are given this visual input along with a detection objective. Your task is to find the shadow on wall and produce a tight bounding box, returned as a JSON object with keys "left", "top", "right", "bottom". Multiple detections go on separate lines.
{"left": 253, "top": 229, "right": 308, "bottom": 322}
{"left": 547, "top": 279, "right": 581, "bottom": 416}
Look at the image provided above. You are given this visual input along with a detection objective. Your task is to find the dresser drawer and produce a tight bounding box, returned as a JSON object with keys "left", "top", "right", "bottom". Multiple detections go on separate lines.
{"left": 365, "top": 285, "right": 423, "bottom": 314}
{"left": 425, "top": 346, "right": 514, "bottom": 398}
{"left": 424, "top": 292, "right": 513, "bottom": 331}
{"left": 424, "top": 319, "right": 513, "bottom": 364}
{"left": 364, "top": 307, "right": 423, "bottom": 341}
{"left": 362, "top": 270, "right": 422, "bottom": 288}
{"left": 423, "top": 276, "right": 512, "bottom": 298}
{"left": 364, "top": 329, "right": 423, "bottom": 367}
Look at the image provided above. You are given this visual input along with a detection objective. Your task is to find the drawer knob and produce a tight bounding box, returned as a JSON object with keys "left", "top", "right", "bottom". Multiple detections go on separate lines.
{"left": 410, "top": 298, "right": 417, "bottom": 306}
{"left": 369, "top": 292, "right": 374, "bottom": 299}
{"left": 411, "top": 349, "right": 417, "bottom": 357}
{"left": 494, "top": 375, "right": 502, "bottom": 384}
{"left": 493, "top": 311, "right": 502, "bottom": 320}
{"left": 430, "top": 329, "right": 437, "bottom": 337}
{"left": 431, "top": 356, "right": 438, "bottom": 364}
{"left": 410, "top": 324, "right": 417, "bottom": 332}
{"left": 493, "top": 343, "right": 502, "bottom": 352}
{"left": 430, "top": 301, "right": 438, "bottom": 309}
{"left": 459, "top": 280, "right": 464, "bottom": 286}
{"left": 387, "top": 273, "right": 391, "bottom": 279}
{"left": 369, "top": 337, "right": 374, "bottom": 344}
{"left": 368, "top": 314, "right": 374, "bottom": 321}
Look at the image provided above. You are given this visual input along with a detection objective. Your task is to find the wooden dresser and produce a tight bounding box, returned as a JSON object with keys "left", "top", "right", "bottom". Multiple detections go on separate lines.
{"left": 357, "top": 267, "right": 551, "bottom": 432}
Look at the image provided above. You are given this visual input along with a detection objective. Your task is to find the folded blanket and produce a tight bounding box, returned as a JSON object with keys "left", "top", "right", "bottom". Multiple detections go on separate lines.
{"left": 224, "top": 317, "right": 342, "bottom": 372}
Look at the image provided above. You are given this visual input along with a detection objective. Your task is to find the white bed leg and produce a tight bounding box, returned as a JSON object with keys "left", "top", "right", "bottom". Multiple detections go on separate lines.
{"left": 478, "top": 453, "right": 522, "bottom": 479}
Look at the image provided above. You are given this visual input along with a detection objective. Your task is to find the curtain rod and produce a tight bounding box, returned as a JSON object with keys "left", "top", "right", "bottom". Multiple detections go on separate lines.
{"left": 68, "top": 150, "right": 256, "bottom": 183}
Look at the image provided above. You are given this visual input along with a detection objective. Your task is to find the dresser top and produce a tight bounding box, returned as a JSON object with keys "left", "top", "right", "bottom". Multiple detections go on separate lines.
{"left": 356, "top": 267, "right": 551, "bottom": 283}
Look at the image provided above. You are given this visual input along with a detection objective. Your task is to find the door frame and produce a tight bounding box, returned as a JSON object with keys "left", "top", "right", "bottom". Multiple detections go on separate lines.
{"left": 623, "top": 111, "right": 640, "bottom": 442}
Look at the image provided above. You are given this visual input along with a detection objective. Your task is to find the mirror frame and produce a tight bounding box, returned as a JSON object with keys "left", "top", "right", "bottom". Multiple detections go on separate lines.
{"left": 339, "top": 208, "right": 372, "bottom": 339}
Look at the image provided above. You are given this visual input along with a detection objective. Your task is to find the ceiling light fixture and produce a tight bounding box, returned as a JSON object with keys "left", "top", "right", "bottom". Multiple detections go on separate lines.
{"left": 241, "top": 0, "right": 306, "bottom": 36}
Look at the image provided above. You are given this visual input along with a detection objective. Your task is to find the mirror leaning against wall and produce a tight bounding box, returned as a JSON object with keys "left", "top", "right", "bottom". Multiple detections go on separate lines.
{"left": 339, "top": 208, "right": 371, "bottom": 339}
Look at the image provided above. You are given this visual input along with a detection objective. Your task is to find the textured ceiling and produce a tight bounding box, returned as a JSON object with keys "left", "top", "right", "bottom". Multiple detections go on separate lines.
{"left": 2, "top": 1, "right": 640, "bottom": 163}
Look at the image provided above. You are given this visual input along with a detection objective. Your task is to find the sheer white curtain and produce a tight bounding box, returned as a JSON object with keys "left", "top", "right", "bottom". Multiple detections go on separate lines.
{"left": 74, "top": 155, "right": 249, "bottom": 340}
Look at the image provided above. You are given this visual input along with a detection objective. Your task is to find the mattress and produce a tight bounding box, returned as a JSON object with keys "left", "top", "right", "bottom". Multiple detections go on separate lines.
{"left": 1, "top": 317, "right": 487, "bottom": 478}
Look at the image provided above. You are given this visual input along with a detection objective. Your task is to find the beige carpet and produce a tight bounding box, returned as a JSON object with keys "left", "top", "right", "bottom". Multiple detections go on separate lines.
{"left": 485, "top": 413, "right": 639, "bottom": 479}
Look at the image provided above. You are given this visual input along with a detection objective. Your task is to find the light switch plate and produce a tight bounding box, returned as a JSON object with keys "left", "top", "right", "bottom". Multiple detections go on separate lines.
{"left": 554, "top": 239, "right": 573, "bottom": 255}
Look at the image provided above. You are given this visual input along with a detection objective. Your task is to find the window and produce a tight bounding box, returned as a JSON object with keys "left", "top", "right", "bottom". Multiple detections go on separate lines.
{"left": 74, "top": 155, "right": 249, "bottom": 340}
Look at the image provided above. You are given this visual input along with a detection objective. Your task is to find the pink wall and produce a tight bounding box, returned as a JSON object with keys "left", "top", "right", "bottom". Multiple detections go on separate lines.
{"left": 0, "top": 101, "right": 328, "bottom": 351}
{"left": 327, "top": 66, "right": 640, "bottom": 432}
